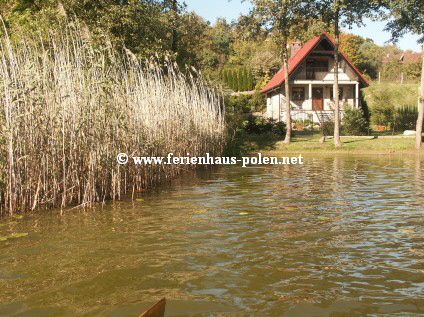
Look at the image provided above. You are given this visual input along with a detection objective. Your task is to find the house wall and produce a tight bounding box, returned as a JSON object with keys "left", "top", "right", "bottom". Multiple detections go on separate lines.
{"left": 266, "top": 89, "right": 282, "bottom": 120}
{"left": 291, "top": 57, "right": 359, "bottom": 82}
{"left": 266, "top": 84, "right": 357, "bottom": 120}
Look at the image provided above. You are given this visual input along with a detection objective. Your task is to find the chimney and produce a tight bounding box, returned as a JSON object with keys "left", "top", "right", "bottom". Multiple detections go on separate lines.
{"left": 290, "top": 41, "right": 302, "bottom": 58}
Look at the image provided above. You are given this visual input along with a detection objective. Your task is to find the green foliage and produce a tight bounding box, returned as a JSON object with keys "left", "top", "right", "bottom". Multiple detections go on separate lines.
{"left": 342, "top": 106, "right": 369, "bottom": 136}
{"left": 221, "top": 67, "right": 255, "bottom": 91}
{"left": 364, "top": 83, "right": 419, "bottom": 128}
{"left": 234, "top": 69, "right": 240, "bottom": 92}
{"left": 357, "top": 39, "right": 384, "bottom": 78}
{"left": 231, "top": 69, "right": 237, "bottom": 91}
{"left": 339, "top": 33, "right": 388, "bottom": 79}
{"left": 340, "top": 33, "right": 365, "bottom": 66}
{"left": 225, "top": 92, "right": 265, "bottom": 113}
{"left": 2, "top": 0, "right": 409, "bottom": 86}
{"left": 241, "top": 68, "right": 248, "bottom": 91}
{"left": 370, "top": 102, "right": 394, "bottom": 127}
{"left": 360, "top": 90, "right": 371, "bottom": 123}
{"left": 248, "top": 92, "right": 266, "bottom": 112}
{"left": 247, "top": 69, "right": 254, "bottom": 91}
{"left": 383, "top": 0, "right": 424, "bottom": 43}
{"left": 255, "top": 73, "right": 271, "bottom": 90}
{"left": 244, "top": 115, "right": 286, "bottom": 135}
{"left": 393, "top": 106, "right": 418, "bottom": 131}
{"left": 403, "top": 60, "right": 422, "bottom": 80}
{"left": 370, "top": 103, "right": 420, "bottom": 132}
{"left": 381, "top": 59, "right": 421, "bottom": 82}
{"left": 322, "top": 120, "right": 335, "bottom": 136}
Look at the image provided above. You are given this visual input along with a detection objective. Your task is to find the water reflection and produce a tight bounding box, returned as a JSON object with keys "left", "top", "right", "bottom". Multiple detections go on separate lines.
{"left": 0, "top": 155, "right": 423, "bottom": 316}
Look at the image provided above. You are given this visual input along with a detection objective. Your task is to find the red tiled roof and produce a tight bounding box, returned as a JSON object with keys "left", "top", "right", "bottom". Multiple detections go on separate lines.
{"left": 382, "top": 53, "right": 421, "bottom": 63}
{"left": 382, "top": 55, "right": 394, "bottom": 63}
{"left": 400, "top": 53, "right": 421, "bottom": 62}
{"left": 261, "top": 32, "right": 369, "bottom": 94}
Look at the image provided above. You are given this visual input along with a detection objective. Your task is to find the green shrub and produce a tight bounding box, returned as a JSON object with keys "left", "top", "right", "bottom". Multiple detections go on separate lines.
{"left": 225, "top": 92, "right": 265, "bottom": 113}
{"left": 342, "top": 106, "right": 369, "bottom": 135}
{"left": 393, "top": 105, "right": 418, "bottom": 131}
{"left": 370, "top": 102, "right": 394, "bottom": 127}
{"left": 271, "top": 121, "right": 287, "bottom": 135}
{"left": 221, "top": 67, "right": 255, "bottom": 92}
{"left": 321, "top": 121, "right": 334, "bottom": 136}
{"left": 363, "top": 83, "right": 419, "bottom": 128}
{"left": 244, "top": 114, "right": 259, "bottom": 133}
{"left": 225, "top": 94, "right": 249, "bottom": 113}
{"left": 360, "top": 91, "right": 371, "bottom": 123}
{"left": 247, "top": 92, "right": 266, "bottom": 112}
{"left": 243, "top": 115, "right": 286, "bottom": 135}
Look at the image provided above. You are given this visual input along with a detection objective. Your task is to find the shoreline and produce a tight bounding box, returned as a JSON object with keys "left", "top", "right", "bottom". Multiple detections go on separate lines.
{"left": 235, "top": 132, "right": 424, "bottom": 157}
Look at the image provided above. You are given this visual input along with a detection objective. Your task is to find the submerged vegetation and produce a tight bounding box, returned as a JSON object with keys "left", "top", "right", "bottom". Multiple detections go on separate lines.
{"left": 0, "top": 24, "right": 226, "bottom": 215}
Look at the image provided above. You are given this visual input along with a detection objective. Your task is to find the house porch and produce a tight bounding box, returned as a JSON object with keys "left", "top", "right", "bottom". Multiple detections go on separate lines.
{"left": 266, "top": 81, "right": 361, "bottom": 123}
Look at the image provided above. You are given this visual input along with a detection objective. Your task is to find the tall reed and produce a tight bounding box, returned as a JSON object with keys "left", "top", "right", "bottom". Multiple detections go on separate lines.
{"left": 0, "top": 24, "right": 226, "bottom": 215}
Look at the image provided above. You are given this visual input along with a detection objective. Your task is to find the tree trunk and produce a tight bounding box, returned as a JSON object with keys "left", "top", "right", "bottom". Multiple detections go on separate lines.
{"left": 283, "top": 42, "right": 292, "bottom": 144}
{"left": 416, "top": 42, "right": 424, "bottom": 149}
{"left": 333, "top": 1, "right": 342, "bottom": 147}
{"left": 171, "top": 0, "right": 178, "bottom": 53}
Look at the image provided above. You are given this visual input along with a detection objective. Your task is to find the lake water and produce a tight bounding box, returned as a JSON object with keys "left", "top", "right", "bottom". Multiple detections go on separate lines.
{"left": 0, "top": 155, "right": 423, "bottom": 316}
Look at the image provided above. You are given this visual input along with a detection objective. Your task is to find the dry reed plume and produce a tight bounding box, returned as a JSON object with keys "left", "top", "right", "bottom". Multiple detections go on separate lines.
{"left": 0, "top": 24, "right": 226, "bottom": 215}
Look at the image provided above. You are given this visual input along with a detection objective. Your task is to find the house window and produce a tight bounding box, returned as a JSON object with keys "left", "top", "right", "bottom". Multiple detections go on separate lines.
{"left": 306, "top": 60, "right": 315, "bottom": 79}
{"left": 292, "top": 87, "right": 305, "bottom": 100}
{"left": 315, "top": 60, "right": 329, "bottom": 72}
{"left": 330, "top": 87, "right": 344, "bottom": 100}
{"left": 306, "top": 59, "right": 329, "bottom": 79}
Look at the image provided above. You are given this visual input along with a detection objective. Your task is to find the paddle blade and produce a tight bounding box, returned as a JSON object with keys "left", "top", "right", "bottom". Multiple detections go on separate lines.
{"left": 139, "top": 298, "right": 166, "bottom": 317}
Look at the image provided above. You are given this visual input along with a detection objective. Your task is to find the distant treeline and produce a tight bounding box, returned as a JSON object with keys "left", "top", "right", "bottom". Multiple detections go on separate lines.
{"left": 2, "top": 0, "right": 420, "bottom": 92}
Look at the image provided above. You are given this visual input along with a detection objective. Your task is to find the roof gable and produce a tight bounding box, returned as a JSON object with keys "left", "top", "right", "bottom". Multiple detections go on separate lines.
{"left": 261, "top": 33, "right": 369, "bottom": 93}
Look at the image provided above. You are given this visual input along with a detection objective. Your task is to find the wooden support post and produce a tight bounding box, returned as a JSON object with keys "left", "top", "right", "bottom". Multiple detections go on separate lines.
{"left": 279, "top": 88, "right": 282, "bottom": 122}
{"left": 355, "top": 83, "right": 359, "bottom": 109}
{"left": 309, "top": 83, "right": 312, "bottom": 109}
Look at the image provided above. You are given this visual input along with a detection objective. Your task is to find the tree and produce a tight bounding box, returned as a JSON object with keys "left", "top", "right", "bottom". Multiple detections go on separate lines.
{"left": 319, "top": 0, "right": 381, "bottom": 147}
{"left": 248, "top": 0, "right": 316, "bottom": 144}
{"left": 237, "top": 68, "right": 242, "bottom": 91}
{"left": 161, "top": 0, "right": 180, "bottom": 53}
{"left": 383, "top": 0, "right": 424, "bottom": 149}
{"left": 174, "top": 12, "right": 210, "bottom": 67}
{"left": 340, "top": 33, "right": 365, "bottom": 66}
{"left": 242, "top": 67, "right": 248, "bottom": 91}
{"left": 357, "top": 38, "right": 384, "bottom": 78}
{"left": 247, "top": 69, "right": 254, "bottom": 90}
{"left": 231, "top": 69, "right": 237, "bottom": 90}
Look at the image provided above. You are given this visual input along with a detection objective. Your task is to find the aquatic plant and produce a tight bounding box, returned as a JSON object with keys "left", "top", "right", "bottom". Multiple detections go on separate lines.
{"left": 0, "top": 23, "right": 226, "bottom": 215}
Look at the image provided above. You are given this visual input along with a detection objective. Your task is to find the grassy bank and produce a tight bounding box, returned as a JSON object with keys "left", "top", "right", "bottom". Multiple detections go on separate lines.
{"left": 0, "top": 26, "right": 226, "bottom": 215}
{"left": 363, "top": 82, "right": 419, "bottom": 110}
{"left": 234, "top": 131, "right": 424, "bottom": 156}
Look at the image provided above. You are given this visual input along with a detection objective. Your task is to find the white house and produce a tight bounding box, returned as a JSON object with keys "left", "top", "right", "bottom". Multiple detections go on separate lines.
{"left": 261, "top": 33, "right": 369, "bottom": 123}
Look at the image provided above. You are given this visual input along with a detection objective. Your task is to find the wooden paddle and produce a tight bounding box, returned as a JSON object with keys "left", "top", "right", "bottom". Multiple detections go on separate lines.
{"left": 139, "top": 298, "right": 166, "bottom": 317}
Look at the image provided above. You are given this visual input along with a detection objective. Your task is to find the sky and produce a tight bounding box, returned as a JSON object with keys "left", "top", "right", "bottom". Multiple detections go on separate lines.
{"left": 184, "top": 0, "right": 421, "bottom": 52}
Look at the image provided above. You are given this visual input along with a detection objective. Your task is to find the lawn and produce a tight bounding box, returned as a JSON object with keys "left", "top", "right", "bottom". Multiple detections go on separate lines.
{"left": 234, "top": 130, "right": 424, "bottom": 156}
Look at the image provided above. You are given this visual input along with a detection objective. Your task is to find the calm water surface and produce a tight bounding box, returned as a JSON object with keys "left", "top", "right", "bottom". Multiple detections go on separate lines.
{"left": 0, "top": 156, "right": 423, "bottom": 317}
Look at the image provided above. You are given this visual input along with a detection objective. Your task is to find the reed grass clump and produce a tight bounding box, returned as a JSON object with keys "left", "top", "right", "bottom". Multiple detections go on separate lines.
{"left": 0, "top": 25, "right": 226, "bottom": 215}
